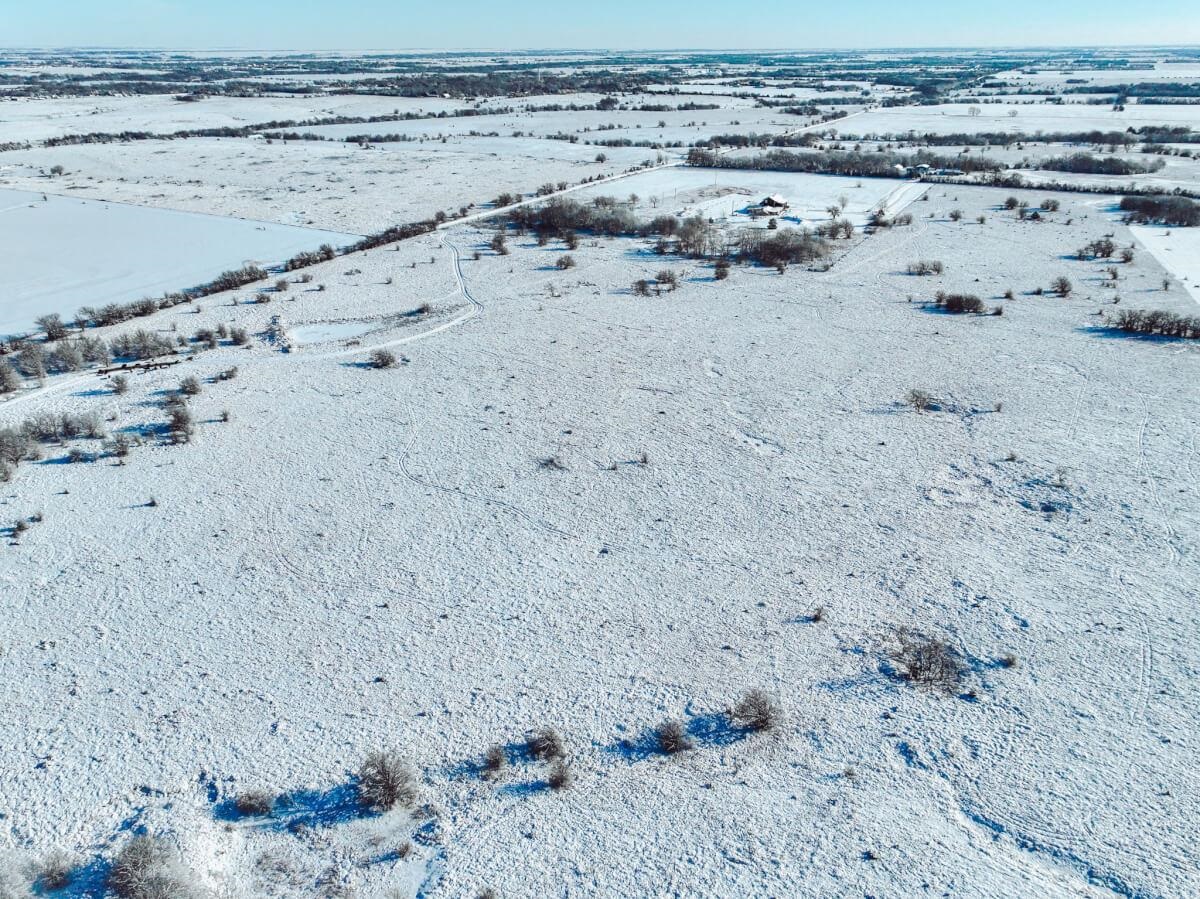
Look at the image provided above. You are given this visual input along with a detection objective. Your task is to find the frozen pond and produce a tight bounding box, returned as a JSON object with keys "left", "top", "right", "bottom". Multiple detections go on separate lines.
{"left": 0, "top": 189, "right": 359, "bottom": 337}
{"left": 289, "top": 320, "right": 379, "bottom": 344}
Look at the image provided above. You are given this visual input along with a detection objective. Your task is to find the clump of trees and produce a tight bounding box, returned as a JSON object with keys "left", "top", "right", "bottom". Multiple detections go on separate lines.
{"left": 907, "top": 260, "right": 944, "bottom": 276}
{"left": 932, "top": 292, "right": 986, "bottom": 314}
{"left": 687, "top": 146, "right": 1001, "bottom": 177}
{"left": 1076, "top": 237, "right": 1116, "bottom": 260}
{"left": 282, "top": 244, "right": 336, "bottom": 271}
{"left": 1109, "top": 308, "right": 1200, "bottom": 339}
{"left": 1119, "top": 195, "right": 1200, "bottom": 227}
{"left": 889, "top": 628, "right": 966, "bottom": 695}
{"left": 1038, "top": 153, "right": 1163, "bottom": 176}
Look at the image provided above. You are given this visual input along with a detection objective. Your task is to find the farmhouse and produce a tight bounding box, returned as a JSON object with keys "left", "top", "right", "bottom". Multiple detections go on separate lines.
{"left": 757, "top": 194, "right": 789, "bottom": 214}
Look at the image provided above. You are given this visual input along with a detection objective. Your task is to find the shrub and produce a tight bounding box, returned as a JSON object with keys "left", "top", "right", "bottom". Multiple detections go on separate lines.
{"left": 731, "top": 689, "right": 780, "bottom": 732}
{"left": 906, "top": 389, "right": 935, "bottom": 411}
{"left": 490, "top": 232, "right": 509, "bottom": 255}
{"left": 0, "top": 361, "right": 21, "bottom": 394}
{"left": 111, "top": 374, "right": 130, "bottom": 395}
{"left": 0, "top": 428, "right": 36, "bottom": 465}
{"left": 167, "top": 404, "right": 193, "bottom": 444}
{"left": 235, "top": 790, "right": 274, "bottom": 816}
{"left": 526, "top": 727, "right": 564, "bottom": 760}
{"left": 35, "top": 851, "right": 76, "bottom": 890}
{"left": 890, "top": 627, "right": 966, "bottom": 695}
{"left": 369, "top": 349, "right": 398, "bottom": 369}
{"left": 36, "top": 313, "right": 69, "bottom": 342}
{"left": 108, "top": 835, "right": 201, "bottom": 899}
{"left": 229, "top": 327, "right": 248, "bottom": 345}
{"left": 655, "top": 719, "right": 693, "bottom": 754}
{"left": 933, "top": 292, "right": 986, "bottom": 314}
{"left": 483, "top": 744, "right": 506, "bottom": 775}
{"left": 555, "top": 255, "right": 576, "bottom": 270}
{"left": 179, "top": 376, "right": 201, "bottom": 396}
{"left": 110, "top": 330, "right": 175, "bottom": 361}
{"left": 714, "top": 258, "right": 730, "bottom": 280}
{"left": 655, "top": 270, "right": 679, "bottom": 291}
{"left": 632, "top": 279, "right": 652, "bottom": 297}
{"left": 1052, "top": 276, "right": 1073, "bottom": 297}
{"left": 357, "top": 751, "right": 417, "bottom": 811}
{"left": 948, "top": 209, "right": 963, "bottom": 222}
{"left": 906, "top": 260, "right": 944, "bottom": 276}
{"left": 546, "top": 759, "right": 571, "bottom": 790}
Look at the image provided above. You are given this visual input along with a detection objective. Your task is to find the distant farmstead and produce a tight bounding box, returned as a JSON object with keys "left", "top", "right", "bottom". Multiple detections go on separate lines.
{"left": 757, "top": 195, "right": 789, "bottom": 215}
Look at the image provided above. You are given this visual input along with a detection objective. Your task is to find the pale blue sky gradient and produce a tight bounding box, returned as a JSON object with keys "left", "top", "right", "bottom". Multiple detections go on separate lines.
{"left": 5, "top": 0, "right": 1199, "bottom": 51}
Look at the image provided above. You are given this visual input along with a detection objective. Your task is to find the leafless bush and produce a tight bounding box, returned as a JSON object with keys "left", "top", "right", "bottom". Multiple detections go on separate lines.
{"left": 933, "top": 292, "right": 986, "bottom": 314}
{"left": 655, "top": 719, "right": 693, "bottom": 754}
{"left": 526, "top": 727, "right": 564, "bottom": 761}
{"left": 890, "top": 628, "right": 966, "bottom": 695}
{"left": 537, "top": 455, "right": 567, "bottom": 471}
{"left": 0, "top": 361, "right": 20, "bottom": 394}
{"left": 555, "top": 255, "right": 576, "bottom": 270}
{"left": 111, "top": 374, "right": 130, "bottom": 395}
{"left": 179, "top": 376, "right": 201, "bottom": 396}
{"left": 229, "top": 327, "right": 248, "bottom": 345}
{"left": 357, "top": 751, "right": 417, "bottom": 811}
{"left": 905, "top": 389, "right": 936, "bottom": 412}
{"left": 35, "top": 851, "right": 75, "bottom": 890}
{"left": 731, "top": 689, "right": 780, "bottom": 732}
{"left": 483, "top": 744, "right": 506, "bottom": 775}
{"left": 1051, "top": 276, "right": 1073, "bottom": 297}
{"left": 167, "top": 404, "right": 193, "bottom": 444}
{"left": 1109, "top": 308, "right": 1200, "bottom": 339}
{"left": 546, "top": 759, "right": 571, "bottom": 790}
{"left": 108, "top": 835, "right": 202, "bottom": 899}
{"left": 906, "top": 260, "right": 944, "bottom": 276}
{"left": 369, "top": 349, "right": 398, "bottom": 369}
{"left": 235, "top": 791, "right": 275, "bottom": 817}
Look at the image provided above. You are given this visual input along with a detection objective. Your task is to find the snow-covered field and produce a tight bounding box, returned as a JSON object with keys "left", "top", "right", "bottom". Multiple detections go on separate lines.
{"left": 842, "top": 102, "right": 1200, "bottom": 137}
{"left": 0, "top": 188, "right": 358, "bottom": 336}
{"left": 0, "top": 137, "right": 655, "bottom": 234}
{"left": 1, "top": 52, "right": 1198, "bottom": 899}
{"left": 1132, "top": 224, "right": 1200, "bottom": 303}
{"left": 569, "top": 167, "right": 923, "bottom": 227}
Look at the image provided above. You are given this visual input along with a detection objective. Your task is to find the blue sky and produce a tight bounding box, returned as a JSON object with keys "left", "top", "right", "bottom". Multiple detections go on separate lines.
{"left": 5, "top": 0, "right": 1199, "bottom": 50}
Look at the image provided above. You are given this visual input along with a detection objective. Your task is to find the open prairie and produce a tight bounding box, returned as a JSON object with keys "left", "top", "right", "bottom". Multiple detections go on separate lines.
{"left": 0, "top": 44, "right": 1198, "bottom": 899}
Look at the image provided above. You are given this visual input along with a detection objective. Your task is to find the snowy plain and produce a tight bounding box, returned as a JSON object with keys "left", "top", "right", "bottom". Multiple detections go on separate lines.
{"left": 0, "top": 52, "right": 1198, "bottom": 899}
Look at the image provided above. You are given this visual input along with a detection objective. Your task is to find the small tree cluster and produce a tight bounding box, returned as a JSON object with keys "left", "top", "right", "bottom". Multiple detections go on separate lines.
{"left": 933, "top": 292, "right": 986, "bottom": 314}
{"left": 282, "top": 243, "right": 336, "bottom": 271}
{"left": 1109, "top": 308, "right": 1200, "bottom": 339}
{"left": 907, "top": 260, "right": 944, "bottom": 276}
{"left": 890, "top": 628, "right": 966, "bottom": 695}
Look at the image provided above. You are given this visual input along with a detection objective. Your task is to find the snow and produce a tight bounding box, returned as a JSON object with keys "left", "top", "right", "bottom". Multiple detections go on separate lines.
{"left": 1131, "top": 225, "right": 1200, "bottom": 303}
{"left": 0, "top": 188, "right": 358, "bottom": 337}
{"left": 0, "top": 55, "right": 1198, "bottom": 899}
{"left": 841, "top": 102, "right": 1200, "bottom": 137}
{"left": 568, "top": 168, "right": 922, "bottom": 228}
